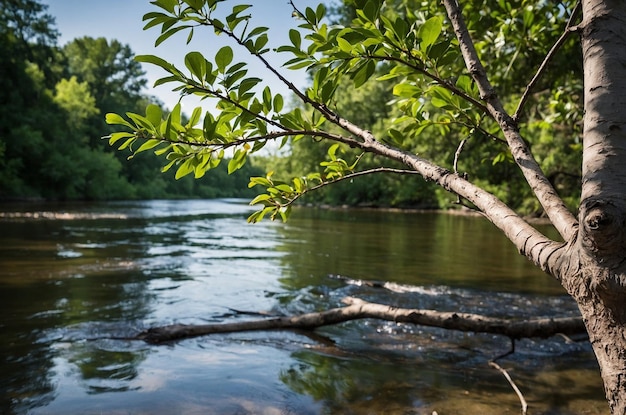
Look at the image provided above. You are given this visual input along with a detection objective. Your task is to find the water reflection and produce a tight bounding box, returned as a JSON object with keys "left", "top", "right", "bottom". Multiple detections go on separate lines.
{"left": 276, "top": 208, "right": 564, "bottom": 294}
{"left": 0, "top": 200, "right": 608, "bottom": 414}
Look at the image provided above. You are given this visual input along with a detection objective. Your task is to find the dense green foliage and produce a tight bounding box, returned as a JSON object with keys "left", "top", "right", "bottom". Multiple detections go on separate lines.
{"left": 0, "top": 0, "right": 261, "bottom": 201}
{"left": 266, "top": 0, "right": 582, "bottom": 210}
{"left": 106, "top": 0, "right": 582, "bottom": 219}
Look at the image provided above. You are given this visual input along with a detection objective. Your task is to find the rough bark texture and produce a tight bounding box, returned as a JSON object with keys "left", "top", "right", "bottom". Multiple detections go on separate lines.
{"left": 556, "top": 1, "right": 626, "bottom": 413}
{"left": 136, "top": 297, "right": 585, "bottom": 344}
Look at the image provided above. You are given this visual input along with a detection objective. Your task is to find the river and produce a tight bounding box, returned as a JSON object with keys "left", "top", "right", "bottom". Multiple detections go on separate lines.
{"left": 0, "top": 199, "right": 607, "bottom": 414}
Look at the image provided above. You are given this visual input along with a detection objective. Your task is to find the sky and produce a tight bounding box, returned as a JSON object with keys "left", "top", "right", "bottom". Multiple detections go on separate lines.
{"left": 42, "top": 0, "right": 327, "bottom": 114}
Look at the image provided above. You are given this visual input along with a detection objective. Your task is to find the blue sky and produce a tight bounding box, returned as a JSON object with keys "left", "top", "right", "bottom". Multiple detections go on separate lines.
{"left": 42, "top": 0, "right": 327, "bottom": 114}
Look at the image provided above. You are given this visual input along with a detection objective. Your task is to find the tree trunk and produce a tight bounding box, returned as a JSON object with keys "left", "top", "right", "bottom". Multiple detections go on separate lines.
{"left": 558, "top": 1, "right": 626, "bottom": 412}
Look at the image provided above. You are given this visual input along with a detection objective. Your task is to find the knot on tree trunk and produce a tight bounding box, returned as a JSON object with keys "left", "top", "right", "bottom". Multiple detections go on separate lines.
{"left": 580, "top": 198, "right": 626, "bottom": 257}
{"left": 576, "top": 199, "right": 626, "bottom": 322}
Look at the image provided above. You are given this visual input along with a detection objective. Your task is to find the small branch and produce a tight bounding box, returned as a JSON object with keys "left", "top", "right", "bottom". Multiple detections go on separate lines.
{"left": 489, "top": 360, "right": 528, "bottom": 415}
{"left": 441, "top": 0, "right": 579, "bottom": 241}
{"left": 453, "top": 137, "right": 470, "bottom": 205}
{"left": 362, "top": 54, "right": 490, "bottom": 116}
{"left": 144, "top": 129, "right": 360, "bottom": 151}
{"left": 453, "top": 137, "right": 468, "bottom": 175}
{"left": 135, "top": 296, "right": 585, "bottom": 344}
{"left": 185, "top": 83, "right": 285, "bottom": 130}
{"left": 492, "top": 337, "right": 516, "bottom": 362}
{"left": 279, "top": 166, "right": 422, "bottom": 208}
{"left": 513, "top": 0, "right": 582, "bottom": 121}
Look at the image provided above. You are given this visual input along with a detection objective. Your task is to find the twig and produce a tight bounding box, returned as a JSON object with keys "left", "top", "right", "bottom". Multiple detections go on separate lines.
{"left": 453, "top": 137, "right": 468, "bottom": 175}
{"left": 513, "top": 0, "right": 582, "bottom": 121}
{"left": 488, "top": 360, "right": 528, "bottom": 415}
{"left": 277, "top": 166, "right": 422, "bottom": 208}
{"left": 492, "top": 337, "right": 516, "bottom": 362}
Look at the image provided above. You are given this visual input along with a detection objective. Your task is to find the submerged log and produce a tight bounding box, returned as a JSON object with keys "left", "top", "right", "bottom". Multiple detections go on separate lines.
{"left": 136, "top": 297, "right": 585, "bottom": 344}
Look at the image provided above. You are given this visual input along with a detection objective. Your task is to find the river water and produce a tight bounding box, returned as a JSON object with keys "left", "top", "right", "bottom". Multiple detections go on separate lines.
{"left": 0, "top": 199, "right": 607, "bottom": 414}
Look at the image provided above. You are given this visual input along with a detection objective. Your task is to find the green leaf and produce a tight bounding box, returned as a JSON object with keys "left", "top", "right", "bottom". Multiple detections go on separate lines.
{"left": 135, "top": 139, "right": 162, "bottom": 153}
{"left": 392, "top": 83, "right": 421, "bottom": 98}
{"left": 273, "top": 94, "right": 284, "bottom": 113}
{"left": 336, "top": 36, "right": 352, "bottom": 53}
{"left": 238, "top": 77, "right": 261, "bottom": 94}
{"left": 387, "top": 128, "right": 404, "bottom": 145}
{"left": 419, "top": 16, "right": 443, "bottom": 52}
{"left": 228, "top": 149, "right": 247, "bottom": 174}
{"left": 175, "top": 158, "right": 194, "bottom": 179}
{"left": 155, "top": 25, "right": 191, "bottom": 47}
{"left": 135, "top": 54, "right": 176, "bottom": 72}
{"left": 315, "top": 3, "right": 326, "bottom": 22}
{"left": 203, "top": 112, "right": 217, "bottom": 140}
{"left": 254, "top": 34, "right": 269, "bottom": 53}
{"left": 151, "top": 0, "right": 176, "bottom": 14}
{"left": 215, "top": 46, "right": 234, "bottom": 72}
{"left": 108, "top": 131, "right": 134, "bottom": 146}
{"left": 328, "top": 143, "right": 340, "bottom": 159}
{"left": 153, "top": 75, "right": 180, "bottom": 87}
{"left": 105, "top": 113, "right": 134, "bottom": 129}
{"left": 186, "top": 27, "right": 194, "bottom": 44}
{"left": 249, "top": 193, "right": 273, "bottom": 206}
{"left": 188, "top": 106, "right": 202, "bottom": 127}
{"left": 126, "top": 112, "right": 154, "bottom": 131}
{"left": 352, "top": 60, "right": 376, "bottom": 88}
{"left": 249, "top": 176, "right": 273, "bottom": 188}
{"left": 118, "top": 137, "right": 136, "bottom": 151}
{"left": 360, "top": 0, "right": 380, "bottom": 23}
{"left": 182, "top": 0, "right": 203, "bottom": 10}
{"left": 165, "top": 103, "right": 182, "bottom": 140}
{"left": 247, "top": 206, "right": 275, "bottom": 223}
{"left": 289, "top": 29, "right": 301, "bottom": 49}
{"left": 262, "top": 86, "right": 272, "bottom": 112}
{"left": 145, "top": 104, "right": 162, "bottom": 128}
{"left": 184, "top": 51, "right": 206, "bottom": 80}
{"left": 247, "top": 26, "right": 269, "bottom": 38}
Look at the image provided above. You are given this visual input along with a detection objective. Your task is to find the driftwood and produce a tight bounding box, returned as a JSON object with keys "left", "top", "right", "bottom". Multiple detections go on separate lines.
{"left": 136, "top": 297, "right": 585, "bottom": 344}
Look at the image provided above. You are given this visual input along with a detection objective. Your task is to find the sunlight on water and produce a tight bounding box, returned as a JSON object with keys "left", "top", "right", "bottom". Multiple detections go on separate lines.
{"left": 0, "top": 199, "right": 608, "bottom": 414}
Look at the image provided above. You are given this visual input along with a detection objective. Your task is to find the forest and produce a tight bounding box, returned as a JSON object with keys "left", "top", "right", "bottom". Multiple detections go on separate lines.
{"left": 0, "top": 0, "right": 260, "bottom": 201}
{"left": 2, "top": 0, "right": 582, "bottom": 215}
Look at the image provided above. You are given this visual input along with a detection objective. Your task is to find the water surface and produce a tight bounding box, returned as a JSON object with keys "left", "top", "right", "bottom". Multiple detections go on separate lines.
{"left": 0, "top": 199, "right": 607, "bottom": 414}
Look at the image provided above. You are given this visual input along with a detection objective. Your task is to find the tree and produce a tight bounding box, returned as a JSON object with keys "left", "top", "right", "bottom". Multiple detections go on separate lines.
{"left": 106, "top": 0, "right": 626, "bottom": 412}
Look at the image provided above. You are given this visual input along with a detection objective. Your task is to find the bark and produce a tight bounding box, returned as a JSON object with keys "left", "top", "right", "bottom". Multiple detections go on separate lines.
{"left": 442, "top": 0, "right": 579, "bottom": 242}
{"left": 555, "top": 1, "right": 626, "bottom": 413}
{"left": 136, "top": 297, "right": 585, "bottom": 344}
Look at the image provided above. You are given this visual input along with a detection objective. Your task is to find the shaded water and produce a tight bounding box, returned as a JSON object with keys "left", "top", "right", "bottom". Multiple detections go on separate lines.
{"left": 0, "top": 199, "right": 607, "bottom": 414}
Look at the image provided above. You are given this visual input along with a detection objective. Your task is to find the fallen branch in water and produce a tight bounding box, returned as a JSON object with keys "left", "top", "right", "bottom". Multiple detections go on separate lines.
{"left": 136, "top": 297, "right": 585, "bottom": 344}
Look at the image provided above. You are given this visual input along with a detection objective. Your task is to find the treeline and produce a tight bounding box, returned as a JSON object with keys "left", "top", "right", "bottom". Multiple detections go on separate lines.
{"left": 0, "top": 0, "right": 261, "bottom": 201}
{"left": 1, "top": 0, "right": 583, "bottom": 214}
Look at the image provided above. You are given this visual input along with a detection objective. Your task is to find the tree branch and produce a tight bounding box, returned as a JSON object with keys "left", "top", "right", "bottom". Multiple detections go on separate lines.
{"left": 513, "top": 0, "right": 582, "bottom": 121}
{"left": 151, "top": 129, "right": 360, "bottom": 150}
{"left": 358, "top": 139, "right": 566, "bottom": 274}
{"left": 362, "top": 54, "right": 490, "bottom": 116}
{"left": 278, "top": 166, "right": 422, "bottom": 208}
{"left": 135, "top": 296, "right": 585, "bottom": 344}
{"left": 441, "top": 0, "right": 578, "bottom": 242}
